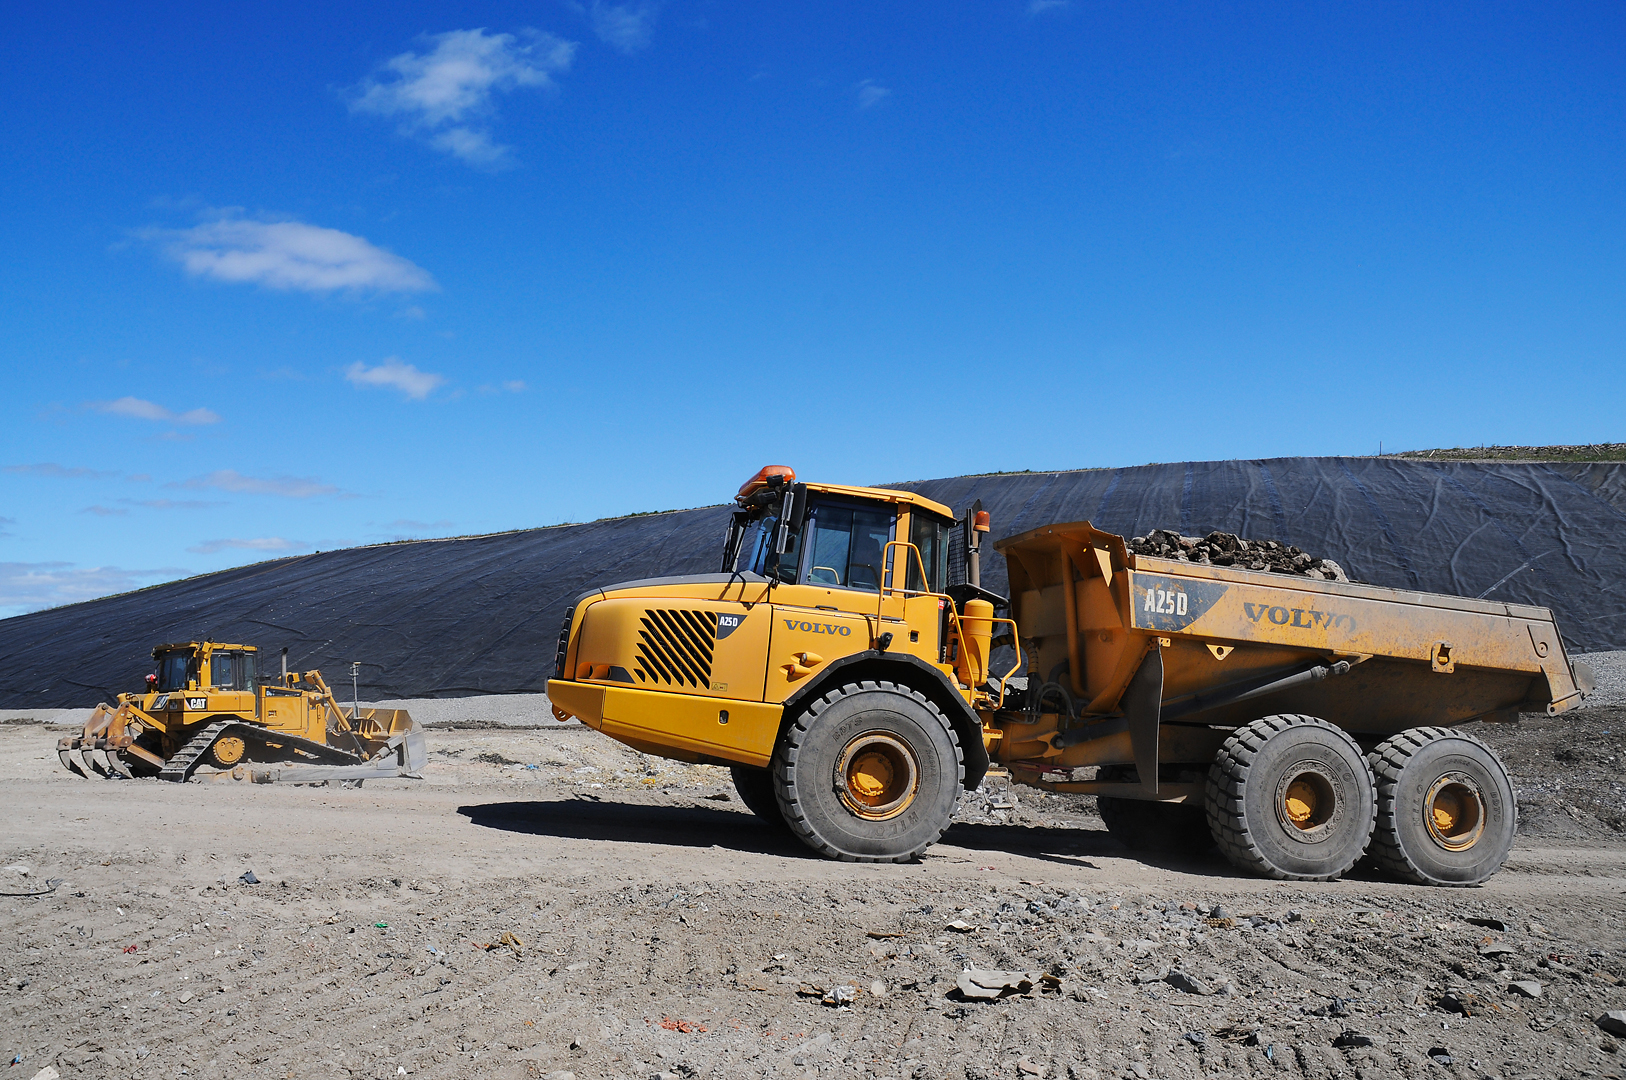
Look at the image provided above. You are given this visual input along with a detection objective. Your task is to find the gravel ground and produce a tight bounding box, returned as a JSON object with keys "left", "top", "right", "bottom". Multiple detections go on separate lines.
{"left": 3, "top": 717, "right": 1626, "bottom": 1080}
{"left": 366, "top": 695, "right": 556, "bottom": 729}
{"left": 1, "top": 654, "right": 1621, "bottom": 1079}
{"left": 3, "top": 682, "right": 1626, "bottom": 1080}
{"left": 1575, "top": 652, "right": 1626, "bottom": 708}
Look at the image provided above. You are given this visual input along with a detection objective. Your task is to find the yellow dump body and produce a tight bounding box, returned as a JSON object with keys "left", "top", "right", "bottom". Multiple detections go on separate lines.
{"left": 992, "top": 522, "right": 1588, "bottom": 793}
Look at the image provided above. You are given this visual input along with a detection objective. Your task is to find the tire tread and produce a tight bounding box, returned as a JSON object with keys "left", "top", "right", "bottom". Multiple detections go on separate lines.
{"left": 774, "top": 680, "right": 963, "bottom": 863}
{"left": 1204, "top": 714, "right": 1376, "bottom": 882}
{"left": 1367, "top": 726, "right": 1513, "bottom": 887}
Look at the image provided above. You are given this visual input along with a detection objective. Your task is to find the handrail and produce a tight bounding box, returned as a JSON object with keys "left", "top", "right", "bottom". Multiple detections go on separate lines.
{"left": 877, "top": 540, "right": 1024, "bottom": 709}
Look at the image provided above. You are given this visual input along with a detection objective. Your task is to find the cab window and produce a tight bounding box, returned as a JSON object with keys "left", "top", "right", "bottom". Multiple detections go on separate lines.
{"left": 745, "top": 508, "right": 800, "bottom": 583}
{"left": 906, "top": 513, "right": 950, "bottom": 594}
{"left": 804, "top": 501, "right": 895, "bottom": 592}
{"left": 155, "top": 652, "right": 193, "bottom": 692}
{"left": 236, "top": 652, "right": 257, "bottom": 691}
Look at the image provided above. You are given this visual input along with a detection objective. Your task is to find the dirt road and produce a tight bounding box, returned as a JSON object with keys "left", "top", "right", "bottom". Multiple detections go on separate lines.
{"left": 3, "top": 712, "right": 1624, "bottom": 1080}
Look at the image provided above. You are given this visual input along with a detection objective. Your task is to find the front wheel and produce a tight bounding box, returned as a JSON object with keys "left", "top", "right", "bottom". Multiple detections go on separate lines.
{"left": 1206, "top": 714, "right": 1375, "bottom": 881}
{"left": 1368, "top": 727, "right": 1516, "bottom": 886}
{"left": 774, "top": 680, "right": 963, "bottom": 862}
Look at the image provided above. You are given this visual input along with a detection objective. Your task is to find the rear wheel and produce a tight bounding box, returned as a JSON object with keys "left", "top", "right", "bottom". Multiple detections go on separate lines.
{"left": 1206, "top": 714, "right": 1375, "bottom": 881}
{"left": 1096, "top": 766, "right": 1213, "bottom": 854}
{"left": 730, "top": 766, "right": 787, "bottom": 827}
{"left": 774, "top": 680, "right": 963, "bottom": 862}
{"left": 1368, "top": 727, "right": 1516, "bottom": 886}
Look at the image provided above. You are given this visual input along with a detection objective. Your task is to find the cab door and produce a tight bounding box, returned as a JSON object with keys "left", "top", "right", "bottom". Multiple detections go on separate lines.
{"left": 765, "top": 496, "right": 901, "bottom": 701}
{"left": 207, "top": 651, "right": 254, "bottom": 715}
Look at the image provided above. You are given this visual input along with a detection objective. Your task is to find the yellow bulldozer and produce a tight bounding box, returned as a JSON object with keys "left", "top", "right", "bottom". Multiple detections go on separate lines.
{"left": 547, "top": 465, "right": 1594, "bottom": 885}
{"left": 58, "top": 641, "right": 424, "bottom": 783}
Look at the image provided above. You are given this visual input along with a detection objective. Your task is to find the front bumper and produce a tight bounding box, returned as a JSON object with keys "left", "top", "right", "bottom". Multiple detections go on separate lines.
{"left": 546, "top": 678, "right": 782, "bottom": 768}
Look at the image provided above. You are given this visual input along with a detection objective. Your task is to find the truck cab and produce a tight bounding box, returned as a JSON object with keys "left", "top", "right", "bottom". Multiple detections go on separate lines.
{"left": 547, "top": 466, "right": 1008, "bottom": 861}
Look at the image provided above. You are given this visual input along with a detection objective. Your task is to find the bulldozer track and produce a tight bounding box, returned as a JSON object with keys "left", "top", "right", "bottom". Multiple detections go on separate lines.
{"left": 158, "top": 721, "right": 236, "bottom": 782}
{"left": 157, "top": 721, "right": 368, "bottom": 782}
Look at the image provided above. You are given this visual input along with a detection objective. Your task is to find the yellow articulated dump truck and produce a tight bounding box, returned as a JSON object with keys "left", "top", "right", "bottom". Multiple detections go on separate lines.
{"left": 59, "top": 641, "right": 424, "bottom": 784}
{"left": 547, "top": 466, "right": 1593, "bottom": 885}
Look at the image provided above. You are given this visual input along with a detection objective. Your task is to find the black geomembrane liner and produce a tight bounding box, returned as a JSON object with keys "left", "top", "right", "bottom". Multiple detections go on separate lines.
{"left": 2, "top": 457, "right": 1621, "bottom": 707}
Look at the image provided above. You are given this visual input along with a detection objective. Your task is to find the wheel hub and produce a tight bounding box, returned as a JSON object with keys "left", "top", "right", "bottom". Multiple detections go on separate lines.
{"left": 1274, "top": 763, "right": 1340, "bottom": 844}
{"left": 1423, "top": 772, "right": 1485, "bottom": 850}
{"left": 834, "top": 732, "right": 919, "bottom": 820}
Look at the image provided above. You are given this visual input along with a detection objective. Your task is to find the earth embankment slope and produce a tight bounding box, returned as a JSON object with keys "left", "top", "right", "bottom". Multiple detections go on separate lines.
{"left": 2, "top": 456, "right": 1622, "bottom": 707}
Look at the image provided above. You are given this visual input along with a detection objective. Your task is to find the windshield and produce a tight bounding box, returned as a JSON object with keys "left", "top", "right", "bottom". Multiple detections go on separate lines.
{"left": 805, "top": 501, "right": 895, "bottom": 591}
{"left": 155, "top": 652, "right": 193, "bottom": 692}
{"left": 741, "top": 496, "right": 897, "bottom": 590}
{"left": 744, "top": 508, "right": 801, "bottom": 583}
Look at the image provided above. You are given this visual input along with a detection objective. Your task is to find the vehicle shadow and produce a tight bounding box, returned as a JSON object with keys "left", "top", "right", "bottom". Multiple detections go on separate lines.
{"left": 941, "top": 821, "right": 1241, "bottom": 876}
{"left": 459, "top": 798, "right": 1253, "bottom": 876}
{"left": 457, "top": 799, "right": 814, "bottom": 858}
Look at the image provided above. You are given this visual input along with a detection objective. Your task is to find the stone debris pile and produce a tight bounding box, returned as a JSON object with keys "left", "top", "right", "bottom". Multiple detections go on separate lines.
{"left": 1127, "top": 529, "right": 1350, "bottom": 581}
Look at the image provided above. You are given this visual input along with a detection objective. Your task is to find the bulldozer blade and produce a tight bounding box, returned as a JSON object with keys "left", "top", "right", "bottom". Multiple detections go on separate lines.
{"left": 57, "top": 742, "right": 88, "bottom": 778}
{"left": 401, "top": 728, "right": 427, "bottom": 774}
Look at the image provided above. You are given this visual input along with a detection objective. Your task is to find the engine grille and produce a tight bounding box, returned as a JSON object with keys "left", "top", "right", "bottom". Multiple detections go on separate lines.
{"left": 634, "top": 609, "right": 718, "bottom": 689}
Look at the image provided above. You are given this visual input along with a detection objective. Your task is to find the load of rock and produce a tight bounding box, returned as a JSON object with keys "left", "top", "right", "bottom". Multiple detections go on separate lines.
{"left": 1127, "top": 528, "right": 1350, "bottom": 582}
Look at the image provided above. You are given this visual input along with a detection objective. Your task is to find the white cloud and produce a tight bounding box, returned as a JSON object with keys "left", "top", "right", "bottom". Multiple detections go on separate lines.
{"left": 345, "top": 357, "right": 446, "bottom": 400}
{"left": 94, "top": 396, "right": 221, "bottom": 425}
{"left": 188, "top": 537, "right": 304, "bottom": 555}
{"left": 857, "top": 80, "right": 891, "bottom": 110}
{"left": 590, "top": 1, "right": 661, "bottom": 54}
{"left": 3, "top": 462, "right": 120, "bottom": 480}
{"left": 0, "top": 562, "right": 185, "bottom": 618}
{"left": 478, "top": 379, "right": 528, "bottom": 394}
{"left": 149, "top": 216, "right": 436, "bottom": 295}
{"left": 176, "top": 470, "right": 338, "bottom": 499}
{"left": 349, "top": 28, "right": 576, "bottom": 166}
{"left": 124, "top": 498, "right": 221, "bottom": 510}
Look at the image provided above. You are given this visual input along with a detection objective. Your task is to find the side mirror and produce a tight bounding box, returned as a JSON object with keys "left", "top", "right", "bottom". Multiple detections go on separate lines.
{"left": 774, "top": 484, "right": 809, "bottom": 554}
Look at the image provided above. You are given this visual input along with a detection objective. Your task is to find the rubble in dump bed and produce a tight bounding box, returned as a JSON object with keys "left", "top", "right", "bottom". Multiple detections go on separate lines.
{"left": 1127, "top": 528, "right": 1350, "bottom": 582}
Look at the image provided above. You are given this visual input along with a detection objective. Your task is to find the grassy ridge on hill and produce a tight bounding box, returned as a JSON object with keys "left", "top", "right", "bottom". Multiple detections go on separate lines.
{"left": 1392, "top": 443, "right": 1626, "bottom": 462}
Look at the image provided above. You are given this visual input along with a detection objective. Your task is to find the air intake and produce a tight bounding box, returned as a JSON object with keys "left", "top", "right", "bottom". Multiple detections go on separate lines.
{"left": 634, "top": 609, "right": 718, "bottom": 689}
{"left": 553, "top": 604, "right": 577, "bottom": 681}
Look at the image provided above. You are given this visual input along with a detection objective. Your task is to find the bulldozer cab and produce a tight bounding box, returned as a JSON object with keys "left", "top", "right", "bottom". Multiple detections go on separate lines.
{"left": 150, "top": 643, "right": 258, "bottom": 694}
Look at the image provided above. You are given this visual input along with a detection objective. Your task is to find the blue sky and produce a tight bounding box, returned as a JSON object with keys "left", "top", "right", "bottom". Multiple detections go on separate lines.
{"left": 1, "top": 1, "right": 1622, "bottom": 617}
